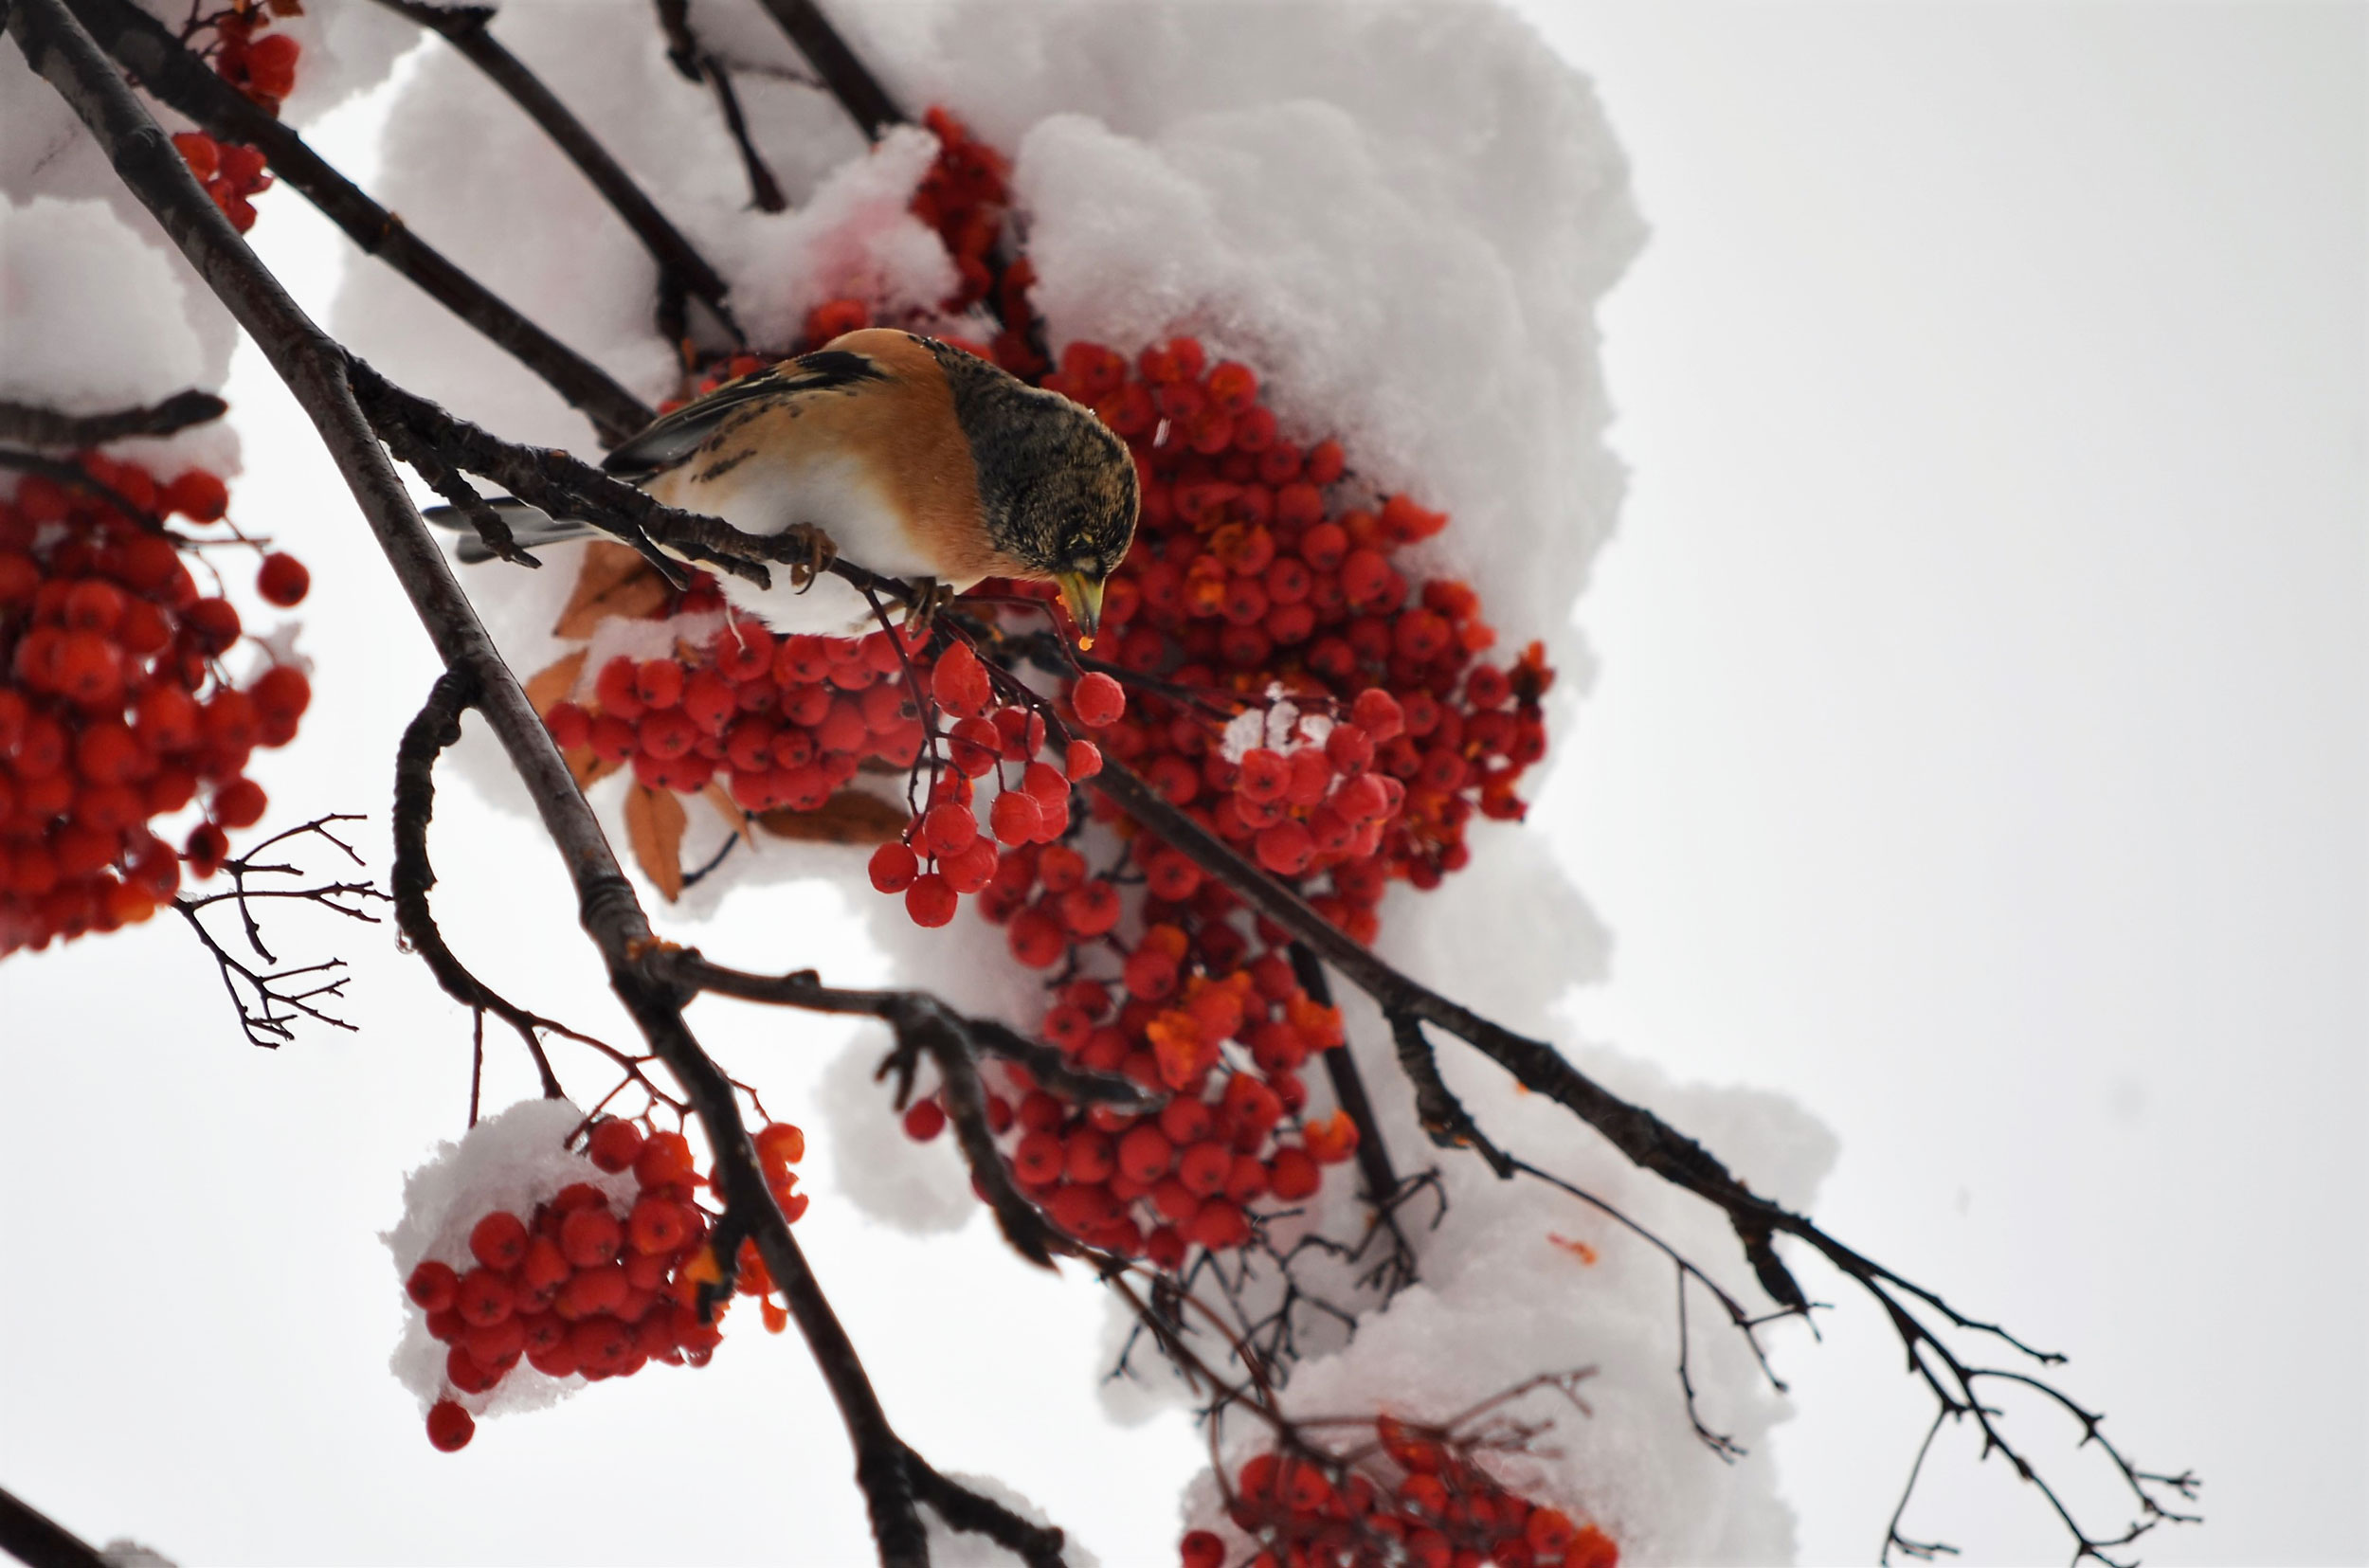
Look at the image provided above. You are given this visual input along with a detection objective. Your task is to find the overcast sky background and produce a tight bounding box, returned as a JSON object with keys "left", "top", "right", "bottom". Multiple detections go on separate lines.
{"left": 1, "top": 4, "right": 2361, "bottom": 1565}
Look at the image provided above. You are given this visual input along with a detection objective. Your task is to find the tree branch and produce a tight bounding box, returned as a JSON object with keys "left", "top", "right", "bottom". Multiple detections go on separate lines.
{"left": 4, "top": 5, "right": 1059, "bottom": 1559}
{"left": 652, "top": 0, "right": 788, "bottom": 214}
{"left": 368, "top": 0, "right": 746, "bottom": 345}
{"left": 753, "top": 0, "right": 904, "bottom": 140}
{"left": 63, "top": 0, "right": 654, "bottom": 446}
{"left": 0, "top": 1483, "right": 111, "bottom": 1568}
{"left": 0, "top": 387, "right": 224, "bottom": 446}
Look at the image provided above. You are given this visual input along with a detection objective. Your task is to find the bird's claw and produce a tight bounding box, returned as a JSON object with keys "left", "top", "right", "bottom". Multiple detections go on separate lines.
{"left": 779, "top": 523, "right": 837, "bottom": 592}
{"left": 901, "top": 578, "right": 954, "bottom": 632}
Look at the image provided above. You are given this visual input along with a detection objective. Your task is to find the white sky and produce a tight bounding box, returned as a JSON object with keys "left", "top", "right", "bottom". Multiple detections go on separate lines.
{"left": 2, "top": 4, "right": 2362, "bottom": 1565}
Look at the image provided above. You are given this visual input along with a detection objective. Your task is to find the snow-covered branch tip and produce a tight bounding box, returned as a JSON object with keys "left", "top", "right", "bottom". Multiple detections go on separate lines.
{"left": 366, "top": 0, "right": 747, "bottom": 347}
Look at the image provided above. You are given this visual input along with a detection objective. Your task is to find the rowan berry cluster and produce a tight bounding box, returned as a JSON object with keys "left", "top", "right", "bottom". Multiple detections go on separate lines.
{"left": 540, "top": 114, "right": 1551, "bottom": 1274}
{"left": 407, "top": 1115, "right": 807, "bottom": 1452}
{"left": 169, "top": 3, "right": 302, "bottom": 234}
{"left": 543, "top": 617, "right": 931, "bottom": 802}
{"left": 0, "top": 457, "right": 310, "bottom": 957}
{"left": 1181, "top": 1416, "right": 1618, "bottom": 1568}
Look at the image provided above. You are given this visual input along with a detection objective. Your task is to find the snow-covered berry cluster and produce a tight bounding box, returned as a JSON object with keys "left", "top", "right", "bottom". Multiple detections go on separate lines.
{"left": 1183, "top": 1415, "right": 1619, "bottom": 1568}
{"left": 1, "top": 457, "right": 310, "bottom": 957}
{"left": 404, "top": 1114, "right": 807, "bottom": 1452}
{"left": 527, "top": 112, "right": 1553, "bottom": 1273}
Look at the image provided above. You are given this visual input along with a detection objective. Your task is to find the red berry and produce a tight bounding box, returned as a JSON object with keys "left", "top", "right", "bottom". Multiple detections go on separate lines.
{"left": 425, "top": 1399, "right": 475, "bottom": 1452}
{"left": 165, "top": 470, "right": 228, "bottom": 522}
{"left": 1254, "top": 820, "right": 1313, "bottom": 875}
{"left": 453, "top": 1268, "right": 514, "bottom": 1327}
{"left": 1269, "top": 1146, "right": 1321, "bottom": 1200}
{"left": 587, "top": 1117, "right": 644, "bottom": 1173}
{"left": 988, "top": 789, "right": 1043, "bottom": 846}
{"left": 1008, "top": 906, "right": 1066, "bottom": 967}
{"left": 901, "top": 1099, "right": 947, "bottom": 1141}
{"left": 922, "top": 800, "right": 978, "bottom": 857}
{"left": 1071, "top": 672, "right": 1126, "bottom": 728}
{"left": 627, "top": 1195, "right": 688, "bottom": 1255}
{"left": 559, "top": 1205, "right": 623, "bottom": 1269}
{"left": 634, "top": 658, "right": 685, "bottom": 710}
{"left": 211, "top": 776, "right": 267, "bottom": 830}
{"left": 869, "top": 841, "right": 920, "bottom": 893}
{"left": 255, "top": 552, "right": 309, "bottom": 606}
{"left": 905, "top": 874, "right": 957, "bottom": 928}
{"left": 469, "top": 1211, "right": 529, "bottom": 1271}
{"left": 406, "top": 1260, "right": 459, "bottom": 1312}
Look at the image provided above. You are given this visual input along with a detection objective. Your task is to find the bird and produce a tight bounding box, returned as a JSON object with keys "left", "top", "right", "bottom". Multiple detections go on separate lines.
{"left": 429, "top": 328, "right": 1139, "bottom": 641}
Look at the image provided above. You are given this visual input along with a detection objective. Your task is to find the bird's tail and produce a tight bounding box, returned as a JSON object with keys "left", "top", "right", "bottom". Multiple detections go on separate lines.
{"left": 422, "top": 497, "right": 603, "bottom": 563}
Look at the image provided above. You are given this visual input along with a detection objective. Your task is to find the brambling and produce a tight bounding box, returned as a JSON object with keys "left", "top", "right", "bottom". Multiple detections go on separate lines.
{"left": 435, "top": 328, "right": 1138, "bottom": 640}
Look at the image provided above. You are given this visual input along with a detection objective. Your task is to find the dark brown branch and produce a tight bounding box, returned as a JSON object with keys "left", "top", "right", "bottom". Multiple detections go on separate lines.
{"left": 369, "top": 0, "right": 746, "bottom": 344}
{"left": 0, "top": 387, "right": 223, "bottom": 446}
{"left": 1287, "top": 944, "right": 1403, "bottom": 1207}
{"left": 1075, "top": 756, "right": 2197, "bottom": 1559}
{"left": 900, "top": 1445, "right": 1066, "bottom": 1568}
{"left": 353, "top": 359, "right": 934, "bottom": 613}
{"left": 704, "top": 52, "right": 788, "bottom": 213}
{"left": 0, "top": 1483, "right": 111, "bottom": 1568}
{"left": 390, "top": 668, "right": 564, "bottom": 1098}
{"left": 753, "top": 0, "right": 904, "bottom": 140}
{"left": 653, "top": 0, "right": 788, "bottom": 214}
{"left": 660, "top": 950, "right": 1158, "bottom": 1267}
{"left": 3, "top": 6, "right": 1058, "bottom": 1559}
{"left": 63, "top": 0, "right": 655, "bottom": 446}
{"left": 376, "top": 417, "right": 538, "bottom": 568}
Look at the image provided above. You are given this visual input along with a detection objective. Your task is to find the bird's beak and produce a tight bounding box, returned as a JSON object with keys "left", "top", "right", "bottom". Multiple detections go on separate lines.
{"left": 1055, "top": 570, "right": 1104, "bottom": 647}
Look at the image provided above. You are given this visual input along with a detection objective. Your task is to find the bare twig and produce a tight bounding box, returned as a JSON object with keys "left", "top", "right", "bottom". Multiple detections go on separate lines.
{"left": 653, "top": 0, "right": 788, "bottom": 213}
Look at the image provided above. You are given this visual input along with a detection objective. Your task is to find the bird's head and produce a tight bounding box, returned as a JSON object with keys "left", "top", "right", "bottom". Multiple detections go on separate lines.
{"left": 924, "top": 338, "right": 1140, "bottom": 645}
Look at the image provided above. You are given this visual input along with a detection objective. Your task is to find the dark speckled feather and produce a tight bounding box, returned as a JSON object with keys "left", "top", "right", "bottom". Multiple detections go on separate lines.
{"left": 920, "top": 335, "right": 1138, "bottom": 581}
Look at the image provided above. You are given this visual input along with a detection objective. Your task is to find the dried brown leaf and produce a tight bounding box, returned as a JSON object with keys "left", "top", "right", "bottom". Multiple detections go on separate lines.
{"left": 554, "top": 541, "right": 669, "bottom": 640}
{"left": 567, "top": 748, "right": 620, "bottom": 791}
{"left": 756, "top": 790, "right": 911, "bottom": 846}
{"left": 702, "top": 781, "right": 756, "bottom": 845}
{"left": 523, "top": 649, "right": 588, "bottom": 716}
{"left": 624, "top": 783, "right": 688, "bottom": 902}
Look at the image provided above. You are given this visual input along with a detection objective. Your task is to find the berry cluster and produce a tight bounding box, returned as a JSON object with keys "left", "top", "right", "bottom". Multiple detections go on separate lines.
{"left": 542, "top": 618, "right": 931, "bottom": 802}
{"left": 406, "top": 1115, "right": 807, "bottom": 1452}
{"left": 1181, "top": 1417, "right": 1618, "bottom": 1568}
{"left": 171, "top": 1, "right": 302, "bottom": 232}
{"left": 533, "top": 114, "right": 1551, "bottom": 1274}
{"left": 1, "top": 457, "right": 310, "bottom": 958}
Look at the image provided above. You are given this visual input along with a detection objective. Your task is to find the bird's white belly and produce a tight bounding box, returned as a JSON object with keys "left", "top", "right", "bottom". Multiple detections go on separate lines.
{"left": 672, "top": 451, "right": 956, "bottom": 637}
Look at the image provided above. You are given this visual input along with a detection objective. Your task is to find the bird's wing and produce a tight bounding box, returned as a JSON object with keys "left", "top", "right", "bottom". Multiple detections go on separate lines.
{"left": 601, "top": 350, "right": 890, "bottom": 481}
